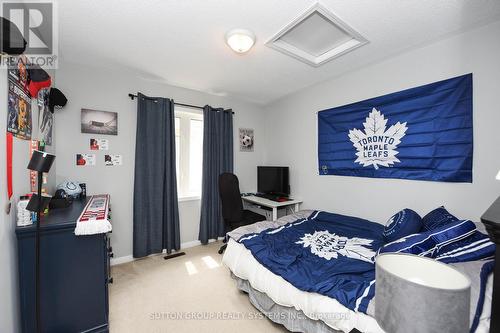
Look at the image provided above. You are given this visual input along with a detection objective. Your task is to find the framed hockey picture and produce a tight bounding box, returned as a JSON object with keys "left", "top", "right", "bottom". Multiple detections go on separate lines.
{"left": 81, "top": 109, "right": 118, "bottom": 135}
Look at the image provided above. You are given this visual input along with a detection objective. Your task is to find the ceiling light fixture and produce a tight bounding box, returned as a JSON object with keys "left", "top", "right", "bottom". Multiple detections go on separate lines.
{"left": 225, "top": 29, "right": 255, "bottom": 53}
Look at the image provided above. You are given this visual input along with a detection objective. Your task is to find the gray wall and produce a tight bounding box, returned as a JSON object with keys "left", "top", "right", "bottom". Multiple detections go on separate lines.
{"left": 264, "top": 20, "right": 500, "bottom": 223}
{"left": 0, "top": 69, "right": 21, "bottom": 333}
{"left": 0, "top": 68, "right": 56, "bottom": 332}
{"left": 54, "top": 62, "right": 266, "bottom": 258}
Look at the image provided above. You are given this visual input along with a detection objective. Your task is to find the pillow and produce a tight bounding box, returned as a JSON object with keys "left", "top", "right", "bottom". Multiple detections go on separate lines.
{"left": 383, "top": 209, "right": 422, "bottom": 242}
{"left": 421, "top": 206, "right": 459, "bottom": 231}
{"left": 434, "top": 230, "right": 495, "bottom": 264}
{"left": 378, "top": 219, "right": 477, "bottom": 257}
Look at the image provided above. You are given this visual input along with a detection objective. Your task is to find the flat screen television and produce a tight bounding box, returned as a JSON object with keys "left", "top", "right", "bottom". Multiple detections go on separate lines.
{"left": 257, "top": 166, "right": 289, "bottom": 196}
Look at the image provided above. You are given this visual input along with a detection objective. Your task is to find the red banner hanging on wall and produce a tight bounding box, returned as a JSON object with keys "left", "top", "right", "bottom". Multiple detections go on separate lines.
{"left": 6, "top": 132, "right": 13, "bottom": 200}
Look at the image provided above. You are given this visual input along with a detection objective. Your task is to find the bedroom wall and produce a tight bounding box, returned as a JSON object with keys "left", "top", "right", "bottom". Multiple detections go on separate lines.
{"left": 54, "top": 61, "right": 266, "bottom": 259}
{"left": 264, "top": 20, "right": 500, "bottom": 224}
{"left": 0, "top": 69, "right": 21, "bottom": 333}
{"left": 0, "top": 67, "right": 57, "bottom": 332}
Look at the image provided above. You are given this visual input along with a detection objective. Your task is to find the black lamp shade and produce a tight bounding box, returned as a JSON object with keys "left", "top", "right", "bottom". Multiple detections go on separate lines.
{"left": 27, "top": 150, "right": 55, "bottom": 173}
{"left": 26, "top": 194, "right": 52, "bottom": 213}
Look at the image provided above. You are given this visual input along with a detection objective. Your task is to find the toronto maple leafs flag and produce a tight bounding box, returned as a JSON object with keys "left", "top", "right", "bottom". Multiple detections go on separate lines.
{"left": 318, "top": 74, "right": 473, "bottom": 182}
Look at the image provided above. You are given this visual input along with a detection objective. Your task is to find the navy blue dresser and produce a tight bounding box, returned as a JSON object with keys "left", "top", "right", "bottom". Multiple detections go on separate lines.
{"left": 16, "top": 198, "right": 112, "bottom": 333}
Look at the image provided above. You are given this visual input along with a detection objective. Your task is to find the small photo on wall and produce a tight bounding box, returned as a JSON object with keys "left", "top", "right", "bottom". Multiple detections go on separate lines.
{"left": 239, "top": 128, "right": 254, "bottom": 152}
{"left": 105, "top": 154, "right": 122, "bottom": 166}
{"left": 90, "top": 138, "right": 109, "bottom": 150}
{"left": 76, "top": 154, "right": 96, "bottom": 166}
{"left": 81, "top": 109, "right": 118, "bottom": 135}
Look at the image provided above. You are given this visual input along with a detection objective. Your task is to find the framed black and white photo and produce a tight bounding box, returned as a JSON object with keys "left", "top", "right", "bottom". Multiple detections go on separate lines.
{"left": 81, "top": 109, "right": 118, "bottom": 135}
{"left": 239, "top": 128, "right": 254, "bottom": 152}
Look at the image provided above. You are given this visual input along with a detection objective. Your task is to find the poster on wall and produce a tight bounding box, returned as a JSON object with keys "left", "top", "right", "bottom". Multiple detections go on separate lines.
{"left": 76, "top": 154, "right": 96, "bottom": 166}
{"left": 90, "top": 138, "right": 109, "bottom": 150}
{"left": 81, "top": 109, "right": 118, "bottom": 135}
{"left": 317, "top": 74, "right": 473, "bottom": 183}
{"left": 29, "top": 140, "right": 38, "bottom": 192}
{"left": 7, "top": 59, "right": 32, "bottom": 140}
{"left": 38, "top": 88, "right": 53, "bottom": 145}
{"left": 104, "top": 154, "right": 122, "bottom": 166}
{"left": 239, "top": 128, "right": 254, "bottom": 152}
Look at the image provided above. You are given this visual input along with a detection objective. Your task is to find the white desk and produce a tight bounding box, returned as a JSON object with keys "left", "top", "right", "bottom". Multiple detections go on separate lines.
{"left": 242, "top": 195, "right": 303, "bottom": 221}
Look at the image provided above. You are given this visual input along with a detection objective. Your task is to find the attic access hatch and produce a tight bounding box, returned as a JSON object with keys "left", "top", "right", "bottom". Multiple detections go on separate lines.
{"left": 266, "top": 4, "right": 368, "bottom": 67}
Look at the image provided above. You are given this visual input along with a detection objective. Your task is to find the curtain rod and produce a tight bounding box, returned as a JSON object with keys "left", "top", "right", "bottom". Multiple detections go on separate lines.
{"left": 128, "top": 93, "right": 234, "bottom": 114}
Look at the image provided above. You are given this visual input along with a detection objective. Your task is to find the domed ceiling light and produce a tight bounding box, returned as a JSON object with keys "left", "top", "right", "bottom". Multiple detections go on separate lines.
{"left": 225, "top": 29, "right": 255, "bottom": 53}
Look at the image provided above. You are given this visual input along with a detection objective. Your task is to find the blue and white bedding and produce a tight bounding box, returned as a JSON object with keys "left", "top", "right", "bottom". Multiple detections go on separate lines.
{"left": 234, "top": 210, "right": 495, "bottom": 332}
{"left": 239, "top": 211, "right": 385, "bottom": 313}
{"left": 378, "top": 219, "right": 495, "bottom": 263}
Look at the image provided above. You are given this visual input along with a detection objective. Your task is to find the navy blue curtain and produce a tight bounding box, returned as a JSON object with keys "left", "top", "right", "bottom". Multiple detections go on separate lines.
{"left": 133, "top": 93, "right": 180, "bottom": 257}
{"left": 199, "top": 106, "right": 233, "bottom": 244}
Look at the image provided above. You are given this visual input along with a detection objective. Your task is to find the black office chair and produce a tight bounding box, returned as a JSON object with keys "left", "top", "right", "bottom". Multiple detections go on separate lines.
{"left": 218, "top": 173, "right": 266, "bottom": 254}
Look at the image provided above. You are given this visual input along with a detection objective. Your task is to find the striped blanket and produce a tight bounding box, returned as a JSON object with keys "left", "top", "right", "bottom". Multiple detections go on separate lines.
{"left": 378, "top": 219, "right": 495, "bottom": 263}
{"left": 74, "top": 194, "right": 112, "bottom": 235}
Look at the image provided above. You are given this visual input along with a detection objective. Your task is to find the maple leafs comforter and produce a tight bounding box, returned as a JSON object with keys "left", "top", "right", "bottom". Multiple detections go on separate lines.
{"left": 238, "top": 210, "right": 495, "bottom": 328}
{"left": 239, "top": 210, "right": 385, "bottom": 313}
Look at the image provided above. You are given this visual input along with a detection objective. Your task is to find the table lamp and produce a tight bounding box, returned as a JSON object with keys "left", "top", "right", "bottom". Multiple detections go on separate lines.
{"left": 26, "top": 150, "right": 55, "bottom": 333}
{"left": 375, "top": 253, "right": 471, "bottom": 333}
{"left": 481, "top": 195, "right": 500, "bottom": 333}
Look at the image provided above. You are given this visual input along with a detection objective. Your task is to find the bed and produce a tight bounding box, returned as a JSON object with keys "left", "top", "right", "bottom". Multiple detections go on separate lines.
{"left": 222, "top": 210, "right": 495, "bottom": 333}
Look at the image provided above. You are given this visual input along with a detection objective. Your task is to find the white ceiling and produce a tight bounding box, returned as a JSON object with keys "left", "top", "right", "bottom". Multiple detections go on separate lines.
{"left": 58, "top": 0, "right": 500, "bottom": 105}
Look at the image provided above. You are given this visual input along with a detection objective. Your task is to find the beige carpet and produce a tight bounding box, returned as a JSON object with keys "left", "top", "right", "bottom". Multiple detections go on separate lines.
{"left": 109, "top": 241, "right": 289, "bottom": 333}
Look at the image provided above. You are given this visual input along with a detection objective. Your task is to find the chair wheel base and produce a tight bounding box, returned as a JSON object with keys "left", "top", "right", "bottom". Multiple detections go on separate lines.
{"left": 218, "top": 244, "right": 227, "bottom": 254}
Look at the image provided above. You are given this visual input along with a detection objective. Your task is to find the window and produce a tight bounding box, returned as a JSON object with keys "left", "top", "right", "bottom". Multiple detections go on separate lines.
{"left": 175, "top": 107, "right": 203, "bottom": 199}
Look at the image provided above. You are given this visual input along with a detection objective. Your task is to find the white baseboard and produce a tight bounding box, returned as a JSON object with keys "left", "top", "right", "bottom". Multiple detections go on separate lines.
{"left": 110, "top": 237, "right": 224, "bottom": 266}
{"left": 111, "top": 255, "right": 134, "bottom": 266}
{"left": 180, "top": 240, "right": 202, "bottom": 249}
{"left": 180, "top": 237, "right": 224, "bottom": 249}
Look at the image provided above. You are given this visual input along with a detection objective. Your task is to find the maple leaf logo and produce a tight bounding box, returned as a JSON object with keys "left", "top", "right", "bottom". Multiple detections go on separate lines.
{"left": 296, "top": 230, "right": 375, "bottom": 263}
{"left": 348, "top": 108, "right": 408, "bottom": 170}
